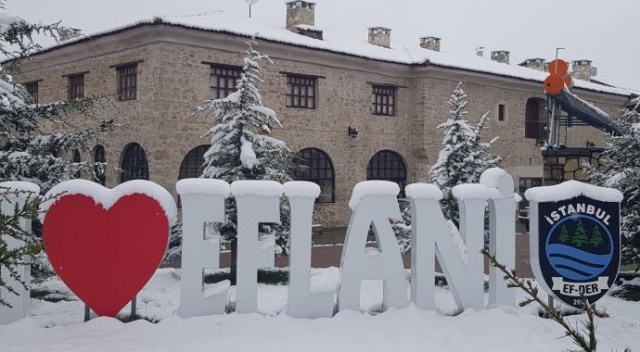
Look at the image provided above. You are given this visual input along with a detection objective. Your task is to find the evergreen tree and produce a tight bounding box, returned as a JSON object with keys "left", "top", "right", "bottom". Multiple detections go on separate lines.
{"left": 572, "top": 220, "right": 589, "bottom": 248}
{"left": 0, "top": 12, "right": 112, "bottom": 192}
{"left": 558, "top": 224, "right": 570, "bottom": 243}
{"left": 198, "top": 39, "right": 293, "bottom": 266}
{"left": 428, "top": 82, "right": 501, "bottom": 225}
{"left": 590, "top": 225, "right": 604, "bottom": 248}
{"left": 392, "top": 83, "right": 501, "bottom": 252}
{"left": 587, "top": 106, "right": 640, "bottom": 268}
{"left": 0, "top": 4, "right": 112, "bottom": 299}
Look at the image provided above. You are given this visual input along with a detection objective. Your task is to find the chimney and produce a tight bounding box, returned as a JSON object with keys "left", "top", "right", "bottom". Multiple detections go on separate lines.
{"left": 491, "top": 50, "right": 510, "bottom": 64}
{"left": 58, "top": 27, "right": 83, "bottom": 42}
{"left": 572, "top": 60, "right": 598, "bottom": 81}
{"left": 368, "top": 27, "right": 391, "bottom": 48}
{"left": 475, "top": 47, "right": 484, "bottom": 57}
{"left": 286, "top": 1, "right": 315, "bottom": 32}
{"left": 519, "top": 58, "right": 546, "bottom": 71}
{"left": 419, "top": 36, "right": 441, "bottom": 52}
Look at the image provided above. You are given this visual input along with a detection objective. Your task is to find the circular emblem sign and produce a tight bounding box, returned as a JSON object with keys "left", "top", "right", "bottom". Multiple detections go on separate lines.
{"left": 533, "top": 195, "right": 620, "bottom": 308}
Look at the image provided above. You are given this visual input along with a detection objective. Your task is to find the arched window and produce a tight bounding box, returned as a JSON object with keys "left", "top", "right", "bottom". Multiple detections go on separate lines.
{"left": 120, "top": 143, "right": 148, "bottom": 182}
{"left": 93, "top": 145, "right": 106, "bottom": 185}
{"left": 525, "top": 98, "right": 548, "bottom": 141}
{"left": 294, "top": 148, "right": 335, "bottom": 203}
{"left": 367, "top": 150, "right": 407, "bottom": 196}
{"left": 179, "top": 145, "right": 210, "bottom": 179}
{"left": 72, "top": 149, "right": 81, "bottom": 178}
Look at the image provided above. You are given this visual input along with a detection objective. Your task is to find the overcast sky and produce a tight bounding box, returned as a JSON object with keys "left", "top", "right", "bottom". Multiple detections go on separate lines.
{"left": 6, "top": 0, "right": 640, "bottom": 90}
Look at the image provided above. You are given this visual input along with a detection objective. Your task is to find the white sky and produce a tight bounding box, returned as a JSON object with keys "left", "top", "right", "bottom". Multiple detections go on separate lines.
{"left": 6, "top": 0, "right": 640, "bottom": 90}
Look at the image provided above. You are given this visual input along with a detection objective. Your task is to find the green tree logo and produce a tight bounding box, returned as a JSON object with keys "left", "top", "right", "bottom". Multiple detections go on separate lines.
{"left": 557, "top": 224, "right": 571, "bottom": 243}
{"left": 571, "top": 220, "right": 589, "bottom": 248}
{"left": 589, "top": 224, "right": 604, "bottom": 248}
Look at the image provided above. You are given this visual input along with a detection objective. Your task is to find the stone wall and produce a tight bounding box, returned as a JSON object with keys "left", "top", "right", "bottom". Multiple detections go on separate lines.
{"left": 542, "top": 148, "right": 605, "bottom": 185}
{"left": 13, "top": 24, "right": 629, "bottom": 227}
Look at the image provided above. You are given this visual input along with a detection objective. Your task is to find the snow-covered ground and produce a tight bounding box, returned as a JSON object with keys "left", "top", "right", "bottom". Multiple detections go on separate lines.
{"left": 2, "top": 268, "right": 639, "bottom": 352}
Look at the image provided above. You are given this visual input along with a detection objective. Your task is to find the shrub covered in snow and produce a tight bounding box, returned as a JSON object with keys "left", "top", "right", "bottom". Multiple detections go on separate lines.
{"left": 587, "top": 106, "right": 640, "bottom": 270}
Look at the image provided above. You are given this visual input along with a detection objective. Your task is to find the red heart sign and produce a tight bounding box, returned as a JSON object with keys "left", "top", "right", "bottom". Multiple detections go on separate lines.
{"left": 43, "top": 191, "right": 170, "bottom": 317}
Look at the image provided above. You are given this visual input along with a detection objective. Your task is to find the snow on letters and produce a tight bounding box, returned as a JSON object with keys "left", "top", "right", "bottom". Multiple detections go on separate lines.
{"left": 4, "top": 168, "right": 524, "bottom": 324}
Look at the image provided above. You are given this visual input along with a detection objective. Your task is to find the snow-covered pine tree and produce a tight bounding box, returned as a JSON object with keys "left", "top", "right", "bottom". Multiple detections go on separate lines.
{"left": 429, "top": 82, "right": 501, "bottom": 225}
{"left": 198, "top": 38, "right": 293, "bottom": 259}
{"left": 393, "top": 83, "right": 501, "bottom": 251}
{"left": 0, "top": 7, "right": 113, "bottom": 192}
{"left": 0, "top": 4, "right": 113, "bottom": 294}
{"left": 587, "top": 105, "right": 640, "bottom": 269}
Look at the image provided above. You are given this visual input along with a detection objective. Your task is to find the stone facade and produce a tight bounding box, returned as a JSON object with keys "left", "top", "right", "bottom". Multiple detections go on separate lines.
{"left": 542, "top": 148, "right": 605, "bottom": 185}
{"left": 13, "top": 23, "right": 630, "bottom": 227}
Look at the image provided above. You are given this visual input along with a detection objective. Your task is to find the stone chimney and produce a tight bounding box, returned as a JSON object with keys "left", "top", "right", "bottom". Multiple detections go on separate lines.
{"left": 491, "top": 50, "right": 510, "bottom": 64}
{"left": 476, "top": 47, "right": 484, "bottom": 57}
{"left": 572, "top": 60, "right": 598, "bottom": 81}
{"left": 58, "top": 27, "right": 83, "bottom": 42}
{"left": 420, "top": 36, "right": 441, "bottom": 51}
{"left": 519, "top": 58, "right": 546, "bottom": 71}
{"left": 286, "top": 1, "right": 315, "bottom": 32}
{"left": 368, "top": 27, "right": 391, "bottom": 48}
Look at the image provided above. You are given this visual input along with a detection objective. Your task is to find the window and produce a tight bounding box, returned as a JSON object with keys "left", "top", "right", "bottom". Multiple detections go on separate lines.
{"left": 525, "top": 98, "right": 548, "bottom": 141}
{"left": 120, "top": 143, "right": 148, "bottom": 182}
{"left": 24, "top": 81, "right": 38, "bottom": 104}
{"left": 68, "top": 74, "right": 85, "bottom": 100}
{"left": 93, "top": 145, "right": 106, "bottom": 186}
{"left": 366, "top": 150, "right": 407, "bottom": 197}
{"left": 179, "top": 145, "right": 210, "bottom": 179}
{"left": 294, "top": 148, "right": 335, "bottom": 203}
{"left": 518, "top": 177, "right": 542, "bottom": 207}
{"left": 116, "top": 64, "right": 137, "bottom": 101}
{"left": 498, "top": 104, "right": 506, "bottom": 122}
{"left": 372, "top": 86, "right": 396, "bottom": 116}
{"left": 210, "top": 65, "right": 242, "bottom": 99}
{"left": 286, "top": 75, "right": 316, "bottom": 109}
{"left": 72, "top": 149, "right": 81, "bottom": 179}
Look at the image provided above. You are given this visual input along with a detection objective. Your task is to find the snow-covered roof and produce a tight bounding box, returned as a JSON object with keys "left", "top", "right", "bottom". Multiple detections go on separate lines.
{"left": 33, "top": 11, "right": 637, "bottom": 97}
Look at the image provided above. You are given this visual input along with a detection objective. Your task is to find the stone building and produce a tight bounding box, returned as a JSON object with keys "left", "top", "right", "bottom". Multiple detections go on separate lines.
{"left": 15, "top": 1, "right": 636, "bottom": 227}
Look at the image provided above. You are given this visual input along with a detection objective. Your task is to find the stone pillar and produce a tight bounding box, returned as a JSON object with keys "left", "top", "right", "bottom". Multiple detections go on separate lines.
{"left": 491, "top": 50, "right": 510, "bottom": 64}
{"left": 368, "top": 27, "right": 391, "bottom": 48}
{"left": 542, "top": 148, "right": 604, "bottom": 186}
{"left": 420, "top": 37, "right": 441, "bottom": 51}
{"left": 572, "top": 60, "right": 598, "bottom": 81}
{"left": 286, "top": 1, "right": 315, "bottom": 32}
{"left": 519, "top": 58, "right": 546, "bottom": 71}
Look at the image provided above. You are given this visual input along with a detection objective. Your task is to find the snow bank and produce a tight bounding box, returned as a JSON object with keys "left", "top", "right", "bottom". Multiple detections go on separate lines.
{"left": 3, "top": 267, "right": 640, "bottom": 352}
{"left": 283, "top": 181, "right": 321, "bottom": 199}
{"left": 40, "top": 179, "right": 177, "bottom": 224}
{"left": 176, "top": 179, "right": 231, "bottom": 197}
{"left": 348, "top": 181, "right": 400, "bottom": 210}
{"left": 230, "top": 180, "right": 283, "bottom": 197}
{"left": 524, "top": 180, "right": 623, "bottom": 203}
{"left": 405, "top": 183, "right": 443, "bottom": 200}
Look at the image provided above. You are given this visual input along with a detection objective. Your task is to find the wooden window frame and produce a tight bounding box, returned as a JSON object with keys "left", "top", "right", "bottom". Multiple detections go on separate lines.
{"left": 24, "top": 81, "right": 39, "bottom": 104}
{"left": 498, "top": 104, "right": 506, "bottom": 122}
{"left": 294, "top": 148, "right": 335, "bottom": 203}
{"left": 525, "top": 99, "right": 548, "bottom": 141}
{"left": 366, "top": 150, "right": 407, "bottom": 197}
{"left": 372, "top": 85, "right": 396, "bottom": 116}
{"left": 286, "top": 74, "right": 317, "bottom": 109}
{"left": 68, "top": 74, "right": 85, "bottom": 100}
{"left": 120, "top": 143, "right": 148, "bottom": 182}
{"left": 209, "top": 65, "right": 242, "bottom": 100}
{"left": 93, "top": 145, "right": 106, "bottom": 186}
{"left": 116, "top": 64, "right": 138, "bottom": 101}
{"left": 179, "top": 145, "right": 210, "bottom": 179}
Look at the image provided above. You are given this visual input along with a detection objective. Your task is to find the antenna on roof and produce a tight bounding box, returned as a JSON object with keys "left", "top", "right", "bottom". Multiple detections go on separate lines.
{"left": 243, "top": 0, "right": 260, "bottom": 18}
